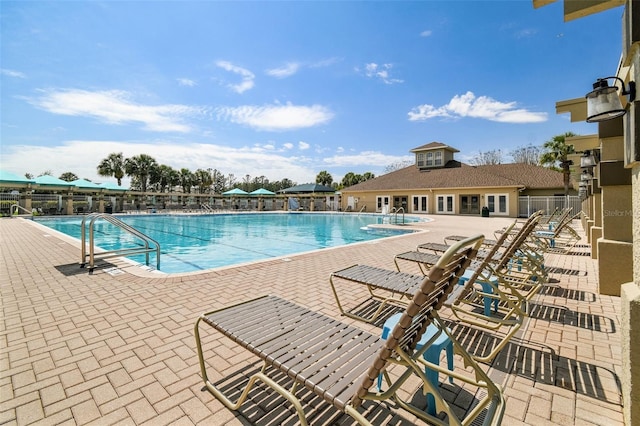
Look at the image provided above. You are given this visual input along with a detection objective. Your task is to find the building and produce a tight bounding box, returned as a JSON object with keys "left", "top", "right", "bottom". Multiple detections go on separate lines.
{"left": 340, "top": 142, "right": 573, "bottom": 217}
{"left": 533, "top": 1, "right": 638, "bottom": 424}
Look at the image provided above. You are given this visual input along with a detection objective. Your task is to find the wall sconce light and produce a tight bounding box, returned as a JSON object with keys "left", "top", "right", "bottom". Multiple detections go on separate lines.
{"left": 581, "top": 169, "right": 593, "bottom": 181}
{"left": 580, "top": 150, "right": 598, "bottom": 168}
{"left": 586, "top": 76, "right": 636, "bottom": 123}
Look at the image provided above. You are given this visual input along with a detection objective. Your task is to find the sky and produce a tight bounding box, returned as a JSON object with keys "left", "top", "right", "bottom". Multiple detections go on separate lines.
{"left": 0, "top": 0, "right": 626, "bottom": 188}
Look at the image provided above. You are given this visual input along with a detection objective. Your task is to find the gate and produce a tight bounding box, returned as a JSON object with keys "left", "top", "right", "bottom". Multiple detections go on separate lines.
{"left": 518, "top": 195, "right": 580, "bottom": 217}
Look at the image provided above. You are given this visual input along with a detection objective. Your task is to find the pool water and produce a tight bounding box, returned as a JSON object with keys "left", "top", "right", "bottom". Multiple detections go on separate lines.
{"left": 35, "top": 213, "right": 423, "bottom": 273}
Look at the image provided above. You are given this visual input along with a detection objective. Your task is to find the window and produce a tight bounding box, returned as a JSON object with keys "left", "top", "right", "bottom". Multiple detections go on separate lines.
{"left": 411, "top": 195, "right": 428, "bottom": 213}
{"left": 426, "top": 152, "right": 433, "bottom": 166}
{"left": 417, "top": 153, "right": 425, "bottom": 167}
{"left": 434, "top": 151, "right": 442, "bottom": 166}
{"left": 436, "top": 195, "right": 454, "bottom": 214}
{"left": 485, "top": 194, "right": 508, "bottom": 215}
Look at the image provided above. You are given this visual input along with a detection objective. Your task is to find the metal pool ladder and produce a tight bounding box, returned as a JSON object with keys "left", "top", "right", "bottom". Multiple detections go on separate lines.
{"left": 80, "top": 213, "right": 161, "bottom": 271}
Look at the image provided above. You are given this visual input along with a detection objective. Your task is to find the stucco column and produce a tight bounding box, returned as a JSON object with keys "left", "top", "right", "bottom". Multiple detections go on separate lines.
{"left": 19, "top": 189, "right": 32, "bottom": 212}
{"left": 597, "top": 134, "right": 633, "bottom": 296}
{"left": 97, "top": 194, "right": 105, "bottom": 213}
{"left": 309, "top": 197, "right": 315, "bottom": 212}
{"left": 258, "top": 197, "right": 264, "bottom": 211}
{"left": 64, "top": 192, "right": 74, "bottom": 215}
{"left": 621, "top": 31, "right": 640, "bottom": 425}
{"left": 622, "top": 164, "right": 640, "bottom": 426}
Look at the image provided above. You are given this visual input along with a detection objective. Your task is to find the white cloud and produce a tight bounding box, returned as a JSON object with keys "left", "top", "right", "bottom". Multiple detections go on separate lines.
{"left": 298, "top": 141, "right": 310, "bottom": 150}
{"left": 309, "top": 57, "right": 340, "bottom": 68}
{"left": 1, "top": 68, "right": 26, "bottom": 78}
{"left": 26, "top": 89, "right": 209, "bottom": 132}
{"left": 323, "top": 151, "right": 413, "bottom": 168}
{"left": 361, "top": 63, "right": 403, "bottom": 85}
{"left": 216, "top": 103, "right": 333, "bottom": 131}
{"left": 177, "top": 78, "right": 197, "bottom": 87}
{"left": 216, "top": 60, "right": 255, "bottom": 94}
{"left": 408, "top": 91, "right": 547, "bottom": 123}
{"left": 420, "top": 30, "right": 433, "bottom": 37}
{"left": 336, "top": 147, "right": 344, "bottom": 153}
{"left": 282, "top": 142, "right": 294, "bottom": 150}
{"left": 266, "top": 62, "right": 300, "bottom": 78}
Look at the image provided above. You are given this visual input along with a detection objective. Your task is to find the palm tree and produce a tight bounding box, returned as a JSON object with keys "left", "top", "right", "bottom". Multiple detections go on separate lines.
{"left": 59, "top": 172, "right": 78, "bottom": 182}
{"left": 194, "top": 169, "right": 213, "bottom": 194}
{"left": 361, "top": 172, "right": 375, "bottom": 181}
{"left": 179, "top": 168, "right": 194, "bottom": 193}
{"left": 540, "top": 132, "right": 577, "bottom": 195}
{"left": 316, "top": 170, "right": 333, "bottom": 186}
{"left": 124, "top": 154, "right": 158, "bottom": 193}
{"left": 97, "top": 152, "right": 125, "bottom": 186}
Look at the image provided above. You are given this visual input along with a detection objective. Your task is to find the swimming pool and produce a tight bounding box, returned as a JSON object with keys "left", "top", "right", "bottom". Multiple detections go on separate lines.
{"left": 35, "top": 213, "right": 425, "bottom": 273}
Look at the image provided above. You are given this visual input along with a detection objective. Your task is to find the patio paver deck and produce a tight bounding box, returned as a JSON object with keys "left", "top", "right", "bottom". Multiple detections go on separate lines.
{"left": 0, "top": 214, "right": 623, "bottom": 425}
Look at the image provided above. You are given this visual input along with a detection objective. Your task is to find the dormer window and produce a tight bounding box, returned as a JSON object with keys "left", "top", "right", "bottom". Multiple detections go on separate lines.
{"left": 417, "top": 153, "right": 425, "bottom": 167}
{"left": 435, "top": 151, "right": 442, "bottom": 166}
{"left": 426, "top": 152, "right": 433, "bottom": 166}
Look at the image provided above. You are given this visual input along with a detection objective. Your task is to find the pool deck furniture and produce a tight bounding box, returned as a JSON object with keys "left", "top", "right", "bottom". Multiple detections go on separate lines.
{"left": 0, "top": 214, "right": 622, "bottom": 425}
{"left": 377, "top": 312, "right": 454, "bottom": 416}
{"left": 332, "top": 218, "right": 543, "bottom": 364}
{"left": 195, "top": 235, "right": 506, "bottom": 425}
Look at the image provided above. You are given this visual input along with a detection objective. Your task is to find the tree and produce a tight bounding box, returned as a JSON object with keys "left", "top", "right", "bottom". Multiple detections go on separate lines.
{"left": 38, "top": 170, "right": 53, "bottom": 177}
{"left": 211, "top": 169, "right": 225, "bottom": 194}
{"left": 59, "top": 172, "right": 78, "bottom": 182}
{"left": 316, "top": 170, "right": 333, "bottom": 186}
{"left": 471, "top": 149, "right": 503, "bottom": 165}
{"left": 384, "top": 160, "right": 412, "bottom": 174}
{"left": 124, "top": 154, "right": 158, "bottom": 193}
{"left": 150, "top": 164, "right": 178, "bottom": 192}
{"left": 361, "top": 172, "right": 375, "bottom": 181}
{"left": 179, "top": 168, "right": 194, "bottom": 193}
{"left": 97, "top": 152, "right": 125, "bottom": 186}
{"left": 194, "top": 169, "right": 213, "bottom": 194}
{"left": 510, "top": 144, "right": 541, "bottom": 165}
{"left": 25, "top": 173, "right": 34, "bottom": 179}
{"left": 540, "top": 132, "right": 577, "bottom": 195}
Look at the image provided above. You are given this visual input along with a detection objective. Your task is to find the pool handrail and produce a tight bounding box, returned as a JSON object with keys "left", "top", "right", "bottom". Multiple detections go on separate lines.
{"left": 80, "top": 213, "right": 161, "bottom": 271}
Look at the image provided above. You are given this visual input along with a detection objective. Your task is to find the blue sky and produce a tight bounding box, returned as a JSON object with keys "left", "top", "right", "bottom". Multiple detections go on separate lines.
{"left": 0, "top": 1, "right": 625, "bottom": 187}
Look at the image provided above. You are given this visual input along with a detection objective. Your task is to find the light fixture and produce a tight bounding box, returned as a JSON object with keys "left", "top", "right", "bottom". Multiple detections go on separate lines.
{"left": 581, "top": 169, "right": 593, "bottom": 181}
{"left": 580, "top": 150, "right": 598, "bottom": 168}
{"left": 579, "top": 181, "right": 588, "bottom": 188}
{"left": 586, "top": 76, "right": 636, "bottom": 123}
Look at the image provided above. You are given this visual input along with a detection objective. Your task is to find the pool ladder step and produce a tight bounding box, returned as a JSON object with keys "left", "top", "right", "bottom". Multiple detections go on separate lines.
{"left": 80, "top": 213, "right": 160, "bottom": 271}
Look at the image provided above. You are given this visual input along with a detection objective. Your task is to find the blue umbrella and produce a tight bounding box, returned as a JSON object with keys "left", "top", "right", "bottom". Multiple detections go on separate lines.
{"left": 249, "top": 188, "right": 276, "bottom": 196}
{"left": 222, "top": 188, "right": 249, "bottom": 196}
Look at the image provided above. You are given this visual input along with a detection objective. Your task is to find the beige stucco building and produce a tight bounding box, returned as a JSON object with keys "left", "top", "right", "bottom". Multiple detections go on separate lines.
{"left": 340, "top": 142, "right": 572, "bottom": 217}
{"left": 533, "top": 0, "right": 639, "bottom": 424}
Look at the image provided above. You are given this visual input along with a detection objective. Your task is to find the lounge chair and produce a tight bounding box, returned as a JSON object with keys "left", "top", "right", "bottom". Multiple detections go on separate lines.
{"left": 332, "top": 218, "right": 545, "bottom": 363}
{"left": 195, "top": 235, "right": 505, "bottom": 425}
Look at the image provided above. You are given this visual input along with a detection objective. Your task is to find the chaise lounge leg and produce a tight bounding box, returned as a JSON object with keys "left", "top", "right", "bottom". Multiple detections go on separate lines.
{"left": 195, "top": 317, "right": 309, "bottom": 425}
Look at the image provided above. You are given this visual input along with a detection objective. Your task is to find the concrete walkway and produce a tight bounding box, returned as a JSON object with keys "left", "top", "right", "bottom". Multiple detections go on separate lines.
{"left": 0, "top": 214, "right": 623, "bottom": 425}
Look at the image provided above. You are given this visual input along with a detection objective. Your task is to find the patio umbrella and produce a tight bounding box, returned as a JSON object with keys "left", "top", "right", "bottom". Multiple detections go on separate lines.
{"left": 249, "top": 188, "right": 276, "bottom": 196}
{"left": 34, "top": 175, "right": 76, "bottom": 188}
{"left": 222, "top": 188, "right": 249, "bottom": 196}
{"left": 0, "top": 170, "right": 36, "bottom": 185}
{"left": 99, "top": 181, "right": 128, "bottom": 191}
{"left": 70, "top": 179, "right": 102, "bottom": 190}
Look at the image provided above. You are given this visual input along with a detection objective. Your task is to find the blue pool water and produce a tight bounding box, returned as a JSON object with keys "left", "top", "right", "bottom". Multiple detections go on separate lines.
{"left": 35, "top": 213, "right": 424, "bottom": 273}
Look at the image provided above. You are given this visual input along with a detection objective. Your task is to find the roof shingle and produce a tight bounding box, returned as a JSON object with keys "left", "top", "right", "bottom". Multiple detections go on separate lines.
{"left": 342, "top": 163, "right": 567, "bottom": 192}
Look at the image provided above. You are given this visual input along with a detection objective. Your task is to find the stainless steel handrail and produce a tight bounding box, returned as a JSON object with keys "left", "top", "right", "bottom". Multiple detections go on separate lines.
{"left": 10, "top": 204, "right": 33, "bottom": 217}
{"left": 391, "top": 207, "right": 405, "bottom": 224}
{"left": 80, "top": 213, "right": 160, "bottom": 271}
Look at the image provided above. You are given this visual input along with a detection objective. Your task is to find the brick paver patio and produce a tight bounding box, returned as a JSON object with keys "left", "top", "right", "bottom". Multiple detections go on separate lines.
{"left": 0, "top": 214, "right": 623, "bottom": 425}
